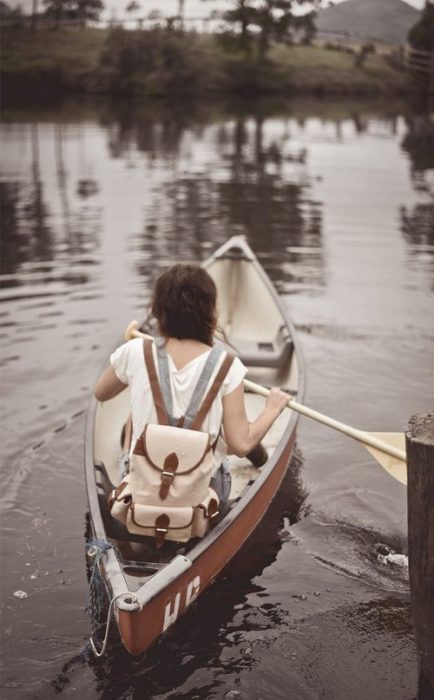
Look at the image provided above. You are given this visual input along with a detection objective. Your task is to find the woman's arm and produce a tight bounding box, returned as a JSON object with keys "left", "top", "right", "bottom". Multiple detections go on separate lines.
{"left": 222, "top": 383, "right": 290, "bottom": 457}
{"left": 94, "top": 366, "right": 128, "bottom": 402}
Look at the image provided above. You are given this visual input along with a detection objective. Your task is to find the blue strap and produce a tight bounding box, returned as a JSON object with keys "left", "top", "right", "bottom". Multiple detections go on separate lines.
{"left": 183, "top": 344, "right": 224, "bottom": 429}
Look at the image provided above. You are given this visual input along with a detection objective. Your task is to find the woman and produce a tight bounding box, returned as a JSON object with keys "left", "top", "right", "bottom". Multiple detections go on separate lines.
{"left": 94, "top": 264, "right": 290, "bottom": 503}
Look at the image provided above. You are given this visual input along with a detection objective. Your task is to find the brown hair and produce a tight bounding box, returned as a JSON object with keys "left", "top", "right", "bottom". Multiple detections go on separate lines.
{"left": 151, "top": 264, "right": 217, "bottom": 346}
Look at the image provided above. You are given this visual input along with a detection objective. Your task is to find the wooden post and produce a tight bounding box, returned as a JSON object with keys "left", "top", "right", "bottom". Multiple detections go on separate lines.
{"left": 406, "top": 412, "right": 434, "bottom": 699}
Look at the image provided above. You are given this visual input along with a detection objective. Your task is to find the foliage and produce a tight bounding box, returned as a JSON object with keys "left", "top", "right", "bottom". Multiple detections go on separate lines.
{"left": 222, "top": 0, "right": 256, "bottom": 54}
{"left": 1, "top": 26, "right": 411, "bottom": 102}
{"left": 408, "top": 2, "right": 434, "bottom": 52}
{"left": 126, "top": 1, "right": 141, "bottom": 12}
{"left": 221, "top": 0, "right": 316, "bottom": 58}
{"left": 42, "top": 0, "right": 104, "bottom": 26}
{"left": 99, "top": 28, "right": 225, "bottom": 96}
{"left": 75, "top": 0, "right": 104, "bottom": 23}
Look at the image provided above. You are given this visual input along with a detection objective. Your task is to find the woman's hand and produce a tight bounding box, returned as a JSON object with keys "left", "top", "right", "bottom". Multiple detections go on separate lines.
{"left": 265, "top": 388, "right": 291, "bottom": 418}
{"left": 223, "top": 383, "right": 292, "bottom": 458}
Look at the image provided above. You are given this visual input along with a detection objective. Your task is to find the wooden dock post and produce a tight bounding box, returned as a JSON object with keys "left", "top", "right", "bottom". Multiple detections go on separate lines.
{"left": 406, "top": 412, "right": 434, "bottom": 699}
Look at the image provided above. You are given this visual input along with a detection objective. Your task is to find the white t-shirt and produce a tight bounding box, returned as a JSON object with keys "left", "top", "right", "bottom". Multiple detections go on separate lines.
{"left": 110, "top": 338, "right": 247, "bottom": 469}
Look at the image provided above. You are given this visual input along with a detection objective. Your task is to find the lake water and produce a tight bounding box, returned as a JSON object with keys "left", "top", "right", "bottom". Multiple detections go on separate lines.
{"left": 1, "top": 96, "right": 433, "bottom": 700}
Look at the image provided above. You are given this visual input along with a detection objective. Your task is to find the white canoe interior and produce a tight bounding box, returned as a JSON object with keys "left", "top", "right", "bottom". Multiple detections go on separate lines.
{"left": 93, "top": 237, "right": 299, "bottom": 544}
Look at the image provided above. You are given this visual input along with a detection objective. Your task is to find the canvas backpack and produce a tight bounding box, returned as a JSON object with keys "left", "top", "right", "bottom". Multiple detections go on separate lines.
{"left": 109, "top": 338, "right": 234, "bottom": 547}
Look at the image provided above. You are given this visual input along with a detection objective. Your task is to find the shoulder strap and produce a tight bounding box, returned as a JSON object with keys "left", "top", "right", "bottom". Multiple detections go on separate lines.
{"left": 189, "top": 352, "right": 235, "bottom": 431}
{"left": 155, "top": 337, "right": 175, "bottom": 424}
{"left": 154, "top": 340, "right": 224, "bottom": 429}
{"left": 143, "top": 339, "right": 169, "bottom": 426}
{"left": 182, "top": 344, "right": 224, "bottom": 429}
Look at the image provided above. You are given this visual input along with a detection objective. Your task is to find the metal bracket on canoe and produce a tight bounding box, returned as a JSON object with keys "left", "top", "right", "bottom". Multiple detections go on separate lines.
{"left": 116, "top": 593, "right": 142, "bottom": 612}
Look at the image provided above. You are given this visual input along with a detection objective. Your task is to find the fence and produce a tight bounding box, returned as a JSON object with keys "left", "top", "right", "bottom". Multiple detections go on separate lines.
{"left": 405, "top": 45, "right": 434, "bottom": 94}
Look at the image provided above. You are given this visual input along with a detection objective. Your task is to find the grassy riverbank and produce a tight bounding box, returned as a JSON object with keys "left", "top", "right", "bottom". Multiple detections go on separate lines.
{"left": 1, "top": 26, "right": 411, "bottom": 102}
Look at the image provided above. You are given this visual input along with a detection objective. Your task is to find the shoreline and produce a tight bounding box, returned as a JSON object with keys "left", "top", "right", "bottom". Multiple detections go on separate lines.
{"left": 1, "top": 27, "right": 413, "bottom": 104}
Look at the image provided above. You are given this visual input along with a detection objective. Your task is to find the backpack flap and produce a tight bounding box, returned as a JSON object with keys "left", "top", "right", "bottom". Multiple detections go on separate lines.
{"left": 133, "top": 423, "right": 214, "bottom": 503}
{"left": 141, "top": 424, "right": 211, "bottom": 473}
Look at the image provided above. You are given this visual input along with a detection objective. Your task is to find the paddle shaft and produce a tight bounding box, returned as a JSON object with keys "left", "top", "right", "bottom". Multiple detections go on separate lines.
{"left": 243, "top": 379, "right": 406, "bottom": 462}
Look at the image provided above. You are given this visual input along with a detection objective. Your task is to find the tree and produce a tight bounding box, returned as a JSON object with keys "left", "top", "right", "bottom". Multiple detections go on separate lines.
{"left": 222, "top": 0, "right": 256, "bottom": 55}
{"left": 31, "top": 0, "right": 38, "bottom": 29}
{"left": 178, "top": 0, "right": 185, "bottom": 31}
{"left": 252, "top": 0, "right": 315, "bottom": 58}
{"left": 408, "top": 0, "right": 434, "bottom": 52}
{"left": 220, "top": 0, "right": 315, "bottom": 59}
{"left": 43, "top": 0, "right": 104, "bottom": 26}
{"left": 43, "top": 0, "right": 69, "bottom": 28}
{"left": 74, "top": 0, "right": 104, "bottom": 25}
{"left": 126, "top": 0, "right": 142, "bottom": 28}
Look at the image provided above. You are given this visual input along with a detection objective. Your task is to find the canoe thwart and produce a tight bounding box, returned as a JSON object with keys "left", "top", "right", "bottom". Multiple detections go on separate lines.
{"left": 230, "top": 328, "right": 293, "bottom": 368}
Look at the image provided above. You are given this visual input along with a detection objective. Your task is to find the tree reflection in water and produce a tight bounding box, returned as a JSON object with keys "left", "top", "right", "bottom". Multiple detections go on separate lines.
{"left": 108, "top": 102, "right": 325, "bottom": 295}
{"left": 400, "top": 113, "right": 434, "bottom": 290}
{"left": 1, "top": 124, "right": 53, "bottom": 279}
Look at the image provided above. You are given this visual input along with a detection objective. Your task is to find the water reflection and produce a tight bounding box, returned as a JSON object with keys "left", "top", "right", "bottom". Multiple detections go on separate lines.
{"left": 119, "top": 106, "right": 325, "bottom": 294}
{"left": 400, "top": 114, "right": 434, "bottom": 290}
{"left": 0, "top": 122, "right": 101, "bottom": 288}
{"left": 0, "top": 125, "right": 53, "bottom": 279}
{"left": 215, "top": 114, "right": 322, "bottom": 293}
{"left": 1, "top": 96, "right": 432, "bottom": 700}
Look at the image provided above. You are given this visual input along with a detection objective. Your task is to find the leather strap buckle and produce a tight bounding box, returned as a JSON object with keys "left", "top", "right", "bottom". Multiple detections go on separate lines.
{"left": 159, "top": 452, "right": 179, "bottom": 500}
{"left": 155, "top": 513, "right": 170, "bottom": 548}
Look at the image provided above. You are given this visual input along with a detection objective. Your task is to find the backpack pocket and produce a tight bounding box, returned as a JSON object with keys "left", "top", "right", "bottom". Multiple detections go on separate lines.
{"left": 127, "top": 503, "right": 195, "bottom": 545}
{"left": 109, "top": 477, "right": 132, "bottom": 525}
{"left": 122, "top": 487, "right": 220, "bottom": 545}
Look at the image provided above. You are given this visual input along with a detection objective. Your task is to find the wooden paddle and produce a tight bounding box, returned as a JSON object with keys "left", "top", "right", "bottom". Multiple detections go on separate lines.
{"left": 124, "top": 321, "right": 407, "bottom": 485}
{"left": 243, "top": 379, "right": 407, "bottom": 485}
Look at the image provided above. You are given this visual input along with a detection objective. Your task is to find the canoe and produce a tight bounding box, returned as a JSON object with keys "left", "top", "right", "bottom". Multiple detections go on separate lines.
{"left": 84, "top": 235, "right": 305, "bottom": 657}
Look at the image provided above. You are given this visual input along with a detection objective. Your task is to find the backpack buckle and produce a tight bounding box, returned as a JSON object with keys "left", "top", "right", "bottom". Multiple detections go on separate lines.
{"left": 159, "top": 453, "right": 179, "bottom": 499}
{"left": 161, "top": 470, "right": 175, "bottom": 479}
{"left": 155, "top": 513, "right": 170, "bottom": 548}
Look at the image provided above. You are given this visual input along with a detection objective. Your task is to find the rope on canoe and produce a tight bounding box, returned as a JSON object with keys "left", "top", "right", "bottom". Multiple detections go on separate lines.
{"left": 89, "top": 593, "right": 125, "bottom": 658}
{"left": 85, "top": 539, "right": 142, "bottom": 658}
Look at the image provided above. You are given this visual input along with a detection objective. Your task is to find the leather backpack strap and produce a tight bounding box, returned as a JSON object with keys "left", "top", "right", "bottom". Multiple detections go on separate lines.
{"left": 143, "top": 339, "right": 169, "bottom": 426}
{"left": 189, "top": 352, "right": 235, "bottom": 431}
{"left": 154, "top": 337, "right": 176, "bottom": 424}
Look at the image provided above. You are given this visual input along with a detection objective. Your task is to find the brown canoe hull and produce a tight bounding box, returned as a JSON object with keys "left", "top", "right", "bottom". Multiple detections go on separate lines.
{"left": 117, "top": 431, "right": 296, "bottom": 656}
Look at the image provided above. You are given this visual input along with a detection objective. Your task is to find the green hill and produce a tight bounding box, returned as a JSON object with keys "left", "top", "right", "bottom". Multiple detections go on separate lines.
{"left": 316, "top": 0, "right": 420, "bottom": 45}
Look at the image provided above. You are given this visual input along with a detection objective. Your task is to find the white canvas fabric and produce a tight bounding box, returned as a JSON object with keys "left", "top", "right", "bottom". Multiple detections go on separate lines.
{"left": 131, "top": 424, "right": 214, "bottom": 506}
{"left": 110, "top": 337, "right": 247, "bottom": 470}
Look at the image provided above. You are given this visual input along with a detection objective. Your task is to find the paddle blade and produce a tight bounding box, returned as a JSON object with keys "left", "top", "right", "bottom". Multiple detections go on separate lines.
{"left": 365, "top": 433, "right": 407, "bottom": 485}
{"left": 124, "top": 320, "right": 139, "bottom": 341}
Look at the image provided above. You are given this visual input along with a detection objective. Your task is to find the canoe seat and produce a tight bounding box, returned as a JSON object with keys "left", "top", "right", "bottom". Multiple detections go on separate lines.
{"left": 231, "top": 329, "right": 293, "bottom": 368}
